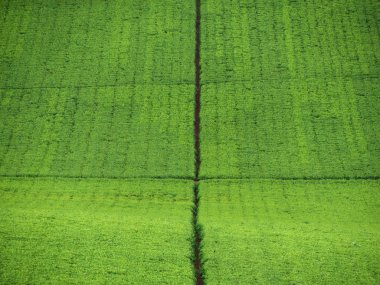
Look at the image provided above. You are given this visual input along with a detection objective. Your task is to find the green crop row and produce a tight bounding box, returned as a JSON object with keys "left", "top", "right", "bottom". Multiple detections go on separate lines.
{"left": 200, "top": 179, "right": 380, "bottom": 284}
{"left": 0, "top": 178, "right": 194, "bottom": 284}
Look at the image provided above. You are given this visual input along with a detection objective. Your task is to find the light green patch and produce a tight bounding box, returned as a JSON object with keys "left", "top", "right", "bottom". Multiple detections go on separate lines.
{"left": 200, "top": 179, "right": 380, "bottom": 284}
{"left": 200, "top": 0, "right": 379, "bottom": 178}
{"left": 0, "top": 178, "right": 194, "bottom": 284}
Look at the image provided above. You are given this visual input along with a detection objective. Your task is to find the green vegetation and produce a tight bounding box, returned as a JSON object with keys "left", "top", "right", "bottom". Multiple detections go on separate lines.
{"left": 0, "top": 178, "right": 193, "bottom": 284}
{"left": 0, "top": 86, "right": 194, "bottom": 178}
{"left": 200, "top": 180, "right": 380, "bottom": 284}
{"left": 0, "top": 0, "right": 195, "bottom": 178}
{"left": 0, "top": 0, "right": 195, "bottom": 87}
{"left": 198, "top": 1, "right": 379, "bottom": 283}
{"left": 0, "top": 1, "right": 198, "bottom": 283}
{"left": 0, "top": 0, "right": 379, "bottom": 284}
{"left": 201, "top": 0, "right": 379, "bottom": 178}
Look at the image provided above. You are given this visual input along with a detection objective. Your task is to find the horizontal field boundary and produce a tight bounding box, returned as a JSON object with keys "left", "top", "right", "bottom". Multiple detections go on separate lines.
{"left": 201, "top": 73, "right": 379, "bottom": 85}
{"left": 0, "top": 174, "right": 378, "bottom": 182}
{"left": 0, "top": 81, "right": 194, "bottom": 91}
{"left": 0, "top": 174, "right": 194, "bottom": 181}
{"left": 1, "top": 73, "right": 377, "bottom": 92}
{"left": 202, "top": 176, "right": 380, "bottom": 181}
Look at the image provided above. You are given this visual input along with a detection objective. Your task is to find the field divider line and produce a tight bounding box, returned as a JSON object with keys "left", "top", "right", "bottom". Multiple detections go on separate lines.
{"left": 192, "top": 181, "right": 205, "bottom": 284}
{"left": 201, "top": 176, "right": 380, "bottom": 181}
{"left": 0, "top": 175, "right": 378, "bottom": 182}
{"left": 0, "top": 81, "right": 194, "bottom": 91}
{"left": 191, "top": 0, "right": 205, "bottom": 284}
{"left": 0, "top": 174, "right": 194, "bottom": 181}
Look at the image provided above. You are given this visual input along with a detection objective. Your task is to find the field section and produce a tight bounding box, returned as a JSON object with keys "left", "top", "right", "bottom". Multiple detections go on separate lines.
{"left": 199, "top": 180, "right": 380, "bottom": 284}
{"left": 0, "top": 86, "right": 193, "bottom": 177}
{"left": 0, "top": 0, "right": 195, "bottom": 87}
{"left": 200, "top": 0, "right": 379, "bottom": 178}
{"left": 0, "top": 178, "right": 194, "bottom": 284}
{"left": 0, "top": 0, "right": 195, "bottom": 178}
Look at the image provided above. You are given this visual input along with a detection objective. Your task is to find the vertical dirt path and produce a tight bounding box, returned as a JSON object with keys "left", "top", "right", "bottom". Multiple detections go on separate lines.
{"left": 194, "top": 0, "right": 202, "bottom": 180}
{"left": 192, "top": 0, "right": 204, "bottom": 284}
{"left": 192, "top": 182, "right": 204, "bottom": 284}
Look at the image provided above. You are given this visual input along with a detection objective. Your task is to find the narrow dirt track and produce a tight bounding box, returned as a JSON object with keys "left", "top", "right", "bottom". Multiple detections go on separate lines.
{"left": 192, "top": 0, "right": 204, "bottom": 284}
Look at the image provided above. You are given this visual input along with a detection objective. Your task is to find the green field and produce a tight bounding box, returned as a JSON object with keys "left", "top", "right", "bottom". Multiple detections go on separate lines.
{"left": 0, "top": 178, "right": 194, "bottom": 284}
{"left": 0, "top": 0, "right": 195, "bottom": 178}
{"left": 201, "top": 0, "right": 379, "bottom": 178}
{"left": 0, "top": 0, "right": 379, "bottom": 284}
{"left": 200, "top": 180, "right": 380, "bottom": 284}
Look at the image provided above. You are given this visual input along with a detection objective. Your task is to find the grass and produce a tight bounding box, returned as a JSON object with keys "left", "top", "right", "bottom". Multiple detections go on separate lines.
{"left": 0, "top": 178, "right": 194, "bottom": 284}
{"left": 0, "top": 1, "right": 198, "bottom": 283}
{"left": 0, "top": 0, "right": 195, "bottom": 87}
{"left": 200, "top": 179, "right": 380, "bottom": 284}
{"left": 0, "top": 0, "right": 379, "bottom": 284}
{"left": 198, "top": 2, "right": 380, "bottom": 280}
{"left": 0, "top": 86, "right": 194, "bottom": 178}
{"left": 0, "top": 0, "right": 195, "bottom": 178}
{"left": 200, "top": 0, "right": 379, "bottom": 179}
